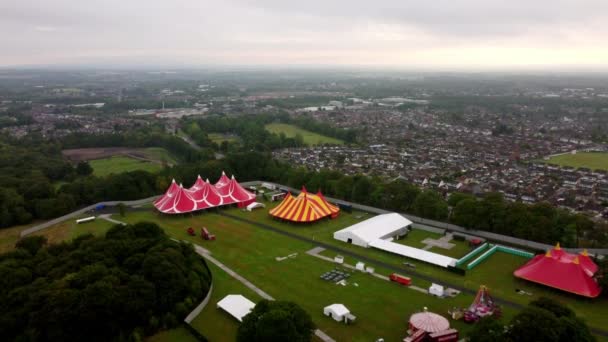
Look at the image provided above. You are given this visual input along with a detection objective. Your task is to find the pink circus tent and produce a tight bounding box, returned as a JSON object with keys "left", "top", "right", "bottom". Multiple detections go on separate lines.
{"left": 215, "top": 175, "right": 256, "bottom": 207}
{"left": 154, "top": 172, "right": 256, "bottom": 214}
{"left": 154, "top": 182, "right": 198, "bottom": 214}
{"left": 185, "top": 175, "right": 224, "bottom": 209}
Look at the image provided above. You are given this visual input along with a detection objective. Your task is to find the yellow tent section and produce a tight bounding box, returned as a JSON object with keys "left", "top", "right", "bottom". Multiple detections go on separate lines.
{"left": 269, "top": 187, "right": 340, "bottom": 222}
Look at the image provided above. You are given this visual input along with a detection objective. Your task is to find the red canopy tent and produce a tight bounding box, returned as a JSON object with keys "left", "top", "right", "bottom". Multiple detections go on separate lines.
{"left": 154, "top": 183, "right": 198, "bottom": 214}
{"left": 513, "top": 244, "right": 601, "bottom": 298}
{"left": 185, "top": 176, "right": 224, "bottom": 208}
{"left": 215, "top": 171, "right": 231, "bottom": 189}
{"left": 154, "top": 172, "right": 256, "bottom": 214}
{"left": 215, "top": 175, "right": 256, "bottom": 207}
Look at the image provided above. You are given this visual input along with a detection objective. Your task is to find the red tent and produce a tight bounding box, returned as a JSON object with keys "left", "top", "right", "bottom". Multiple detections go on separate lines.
{"left": 513, "top": 245, "right": 601, "bottom": 298}
{"left": 154, "top": 183, "right": 198, "bottom": 214}
{"left": 215, "top": 171, "right": 231, "bottom": 189}
{"left": 216, "top": 175, "right": 256, "bottom": 207}
{"left": 185, "top": 176, "right": 224, "bottom": 209}
{"left": 154, "top": 173, "right": 256, "bottom": 214}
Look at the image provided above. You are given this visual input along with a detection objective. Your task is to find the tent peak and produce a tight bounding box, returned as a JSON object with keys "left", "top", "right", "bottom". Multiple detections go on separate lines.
{"left": 545, "top": 250, "right": 552, "bottom": 258}
{"left": 555, "top": 242, "right": 561, "bottom": 250}
{"left": 581, "top": 249, "right": 589, "bottom": 257}
{"left": 573, "top": 256, "right": 580, "bottom": 264}
{"left": 171, "top": 179, "right": 176, "bottom": 183}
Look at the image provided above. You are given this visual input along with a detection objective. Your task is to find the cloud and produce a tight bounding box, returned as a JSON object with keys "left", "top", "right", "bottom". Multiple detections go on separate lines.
{"left": 0, "top": 0, "right": 607, "bottom": 69}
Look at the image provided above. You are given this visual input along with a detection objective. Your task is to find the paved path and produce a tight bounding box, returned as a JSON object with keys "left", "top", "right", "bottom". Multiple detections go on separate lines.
{"left": 305, "top": 247, "right": 428, "bottom": 294}
{"left": 98, "top": 214, "right": 127, "bottom": 226}
{"left": 184, "top": 241, "right": 335, "bottom": 342}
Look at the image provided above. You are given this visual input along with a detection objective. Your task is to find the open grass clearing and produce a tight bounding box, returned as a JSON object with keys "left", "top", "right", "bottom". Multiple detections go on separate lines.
{"left": 214, "top": 201, "right": 608, "bottom": 331}
{"left": 0, "top": 222, "right": 43, "bottom": 254}
{"left": 190, "top": 262, "right": 263, "bottom": 341}
{"left": 30, "top": 216, "right": 115, "bottom": 245}
{"left": 146, "top": 327, "right": 198, "bottom": 342}
{"left": 208, "top": 133, "right": 239, "bottom": 144}
{"left": 544, "top": 152, "right": 608, "bottom": 171}
{"left": 89, "top": 156, "right": 162, "bottom": 177}
{"left": 265, "top": 123, "right": 344, "bottom": 145}
{"left": 115, "top": 210, "right": 518, "bottom": 341}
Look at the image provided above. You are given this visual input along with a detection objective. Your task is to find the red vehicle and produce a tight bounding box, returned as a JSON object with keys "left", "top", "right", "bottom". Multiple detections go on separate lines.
{"left": 201, "top": 227, "right": 216, "bottom": 241}
{"left": 389, "top": 273, "right": 411, "bottom": 286}
{"left": 186, "top": 227, "right": 195, "bottom": 236}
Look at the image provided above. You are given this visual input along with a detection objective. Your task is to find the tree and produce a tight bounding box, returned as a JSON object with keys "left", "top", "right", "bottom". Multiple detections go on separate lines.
{"left": 0, "top": 222, "right": 212, "bottom": 342}
{"left": 237, "top": 300, "right": 314, "bottom": 342}
{"left": 508, "top": 300, "right": 595, "bottom": 342}
{"left": 76, "top": 161, "right": 94, "bottom": 176}
{"left": 467, "top": 317, "right": 508, "bottom": 342}
{"left": 117, "top": 202, "right": 126, "bottom": 217}
{"left": 508, "top": 306, "right": 561, "bottom": 342}
{"left": 412, "top": 190, "right": 448, "bottom": 220}
{"left": 15, "top": 236, "right": 47, "bottom": 254}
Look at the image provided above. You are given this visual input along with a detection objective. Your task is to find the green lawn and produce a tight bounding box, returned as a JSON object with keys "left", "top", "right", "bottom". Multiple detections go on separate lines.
{"left": 393, "top": 229, "right": 473, "bottom": 259}
{"left": 31, "top": 216, "right": 116, "bottom": 245}
{"left": 208, "top": 133, "right": 239, "bottom": 144}
{"left": 265, "top": 123, "right": 344, "bottom": 145}
{"left": 208, "top": 201, "right": 608, "bottom": 332}
{"left": 190, "top": 262, "right": 263, "bottom": 341}
{"left": 146, "top": 327, "right": 198, "bottom": 342}
{"left": 115, "top": 210, "right": 516, "bottom": 341}
{"left": 24, "top": 203, "right": 608, "bottom": 340}
{"left": 143, "top": 147, "right": 178, "bottom": 165}
{"left": 544, "top": 152, "right": 608, "bottom": 171}
{"left": 89, "top": 156, "right": 162, "bottom": 177}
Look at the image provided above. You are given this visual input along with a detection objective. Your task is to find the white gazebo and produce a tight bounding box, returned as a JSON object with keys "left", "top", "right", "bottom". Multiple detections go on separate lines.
{"left": 217, "top": 294, "right": 256, "bottom": 322}
{"left": 323, "top": 304, "right": 356, "bottom": 324}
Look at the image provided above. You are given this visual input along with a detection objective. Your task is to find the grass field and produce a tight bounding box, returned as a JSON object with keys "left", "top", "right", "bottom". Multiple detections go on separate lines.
{"left": 116, "top": 210, "right": 517, "bottom": 341}
{"left": 265, "top": 123, "right": 344, "bottom": 146}
{"left": 146, "top": 327, "right": 197, "bottom": 342}
{"left": 190, "top": 262, "right": 263, "bottom": 341}
{"left": 0, "top": 222, "right": 42, "bottom": 254}
{"left": 214, "top": 200, "right": 608, "bottom": 332}
{"left": 143, "top": 147, "right": 178, "bottom": 165}
{"left": 544, "top": 152, "right": 608, "bottom": 170}
{"left": 89, "top": 156, "right": 162, "bottom": 177}
{"left": 16, "top": 202, "right": 608, "bottom": 341}
{"left": 31, "top": 216, "right": 116, "bottom": 244}
{"left": 208, "top": 133, "right": 239, "bottom": 144}
{"left": 394, "top": 229, "right": 473, "bottom": 259}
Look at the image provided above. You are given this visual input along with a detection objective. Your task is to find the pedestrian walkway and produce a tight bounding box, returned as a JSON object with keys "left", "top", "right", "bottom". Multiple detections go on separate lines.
{"left": 305, "top": 247, "right": 429, "bottom": 295}
{"left": 185, "top": 242, "right": 336, "bottom": 342}
{"left": 98, "top": 214, "right": 126, "bottom": 226}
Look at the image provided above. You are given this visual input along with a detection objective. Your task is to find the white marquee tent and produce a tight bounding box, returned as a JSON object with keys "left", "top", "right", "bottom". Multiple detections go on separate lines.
{"left": 217, "top": 294, "right": 256, "bottom": 322}
{"left": 333, "top": 213, "right": 413, "bottom": 247}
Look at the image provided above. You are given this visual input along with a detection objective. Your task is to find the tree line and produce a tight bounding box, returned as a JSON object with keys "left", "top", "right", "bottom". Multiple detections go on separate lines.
{"left": 0, "top": 222, "right": 212, "bottom": 341}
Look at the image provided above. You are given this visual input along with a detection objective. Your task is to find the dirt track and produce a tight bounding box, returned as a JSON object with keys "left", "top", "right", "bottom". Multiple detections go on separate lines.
{"left": 62, "top": 147, "right": 153, "bottom": 162}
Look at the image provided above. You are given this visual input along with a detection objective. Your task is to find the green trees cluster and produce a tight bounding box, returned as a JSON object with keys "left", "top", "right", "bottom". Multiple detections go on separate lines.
{"left": 468, "top": 297, "right": 595, "bottom": 342}
{"left": 182, "top": 112, "right": 357, "bottom": 152}
{"left": 237, "top": 300, "right": 315, "bottom": 342}
{"left": 0, "top": 222, "right": 212, "bottom": 342}
{"left": 450, "top": 192, "right": 595, "bottom": 247}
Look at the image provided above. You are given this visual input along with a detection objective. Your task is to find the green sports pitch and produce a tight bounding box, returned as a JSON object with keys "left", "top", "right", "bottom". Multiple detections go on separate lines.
{"left": 544, "top": 152, "right": 608, "bottom": 171}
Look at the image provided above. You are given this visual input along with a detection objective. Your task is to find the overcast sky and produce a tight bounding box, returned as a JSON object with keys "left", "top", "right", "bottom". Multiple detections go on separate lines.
{"left": 2, "top": 0, "right": 608, "bottom": 69}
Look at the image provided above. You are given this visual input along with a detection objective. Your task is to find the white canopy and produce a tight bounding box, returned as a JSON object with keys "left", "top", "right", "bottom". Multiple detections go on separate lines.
{"left": 324, "top": 304, "right": 350, "bottom": 317}
{"left": 216, "top": 294, "right": 256, "bottom": 322}
{"left": 369, "top": 239, "right": 457, "bottom": 268}
{"left": 246, "top": 202, "right": 265, "bottom": 211}
{"left": 334, "top": 213, "right": 412, "bottom": 247}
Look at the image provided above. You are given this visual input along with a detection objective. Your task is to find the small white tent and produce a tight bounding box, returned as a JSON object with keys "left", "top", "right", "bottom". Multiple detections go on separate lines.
{"left": 246, "top": 202, "right": 265, "bottom": 211}
{"left": 217, "top": 294, "right": 256, "bottom": 322}
{"left": 323, "top": 304, "right": 356, "bottom": 323}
